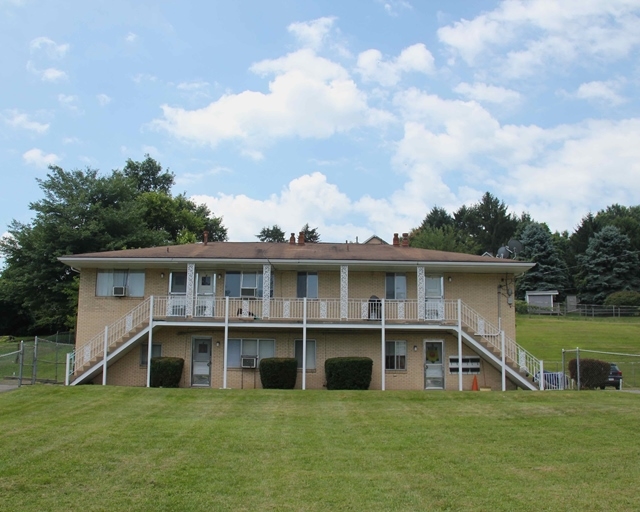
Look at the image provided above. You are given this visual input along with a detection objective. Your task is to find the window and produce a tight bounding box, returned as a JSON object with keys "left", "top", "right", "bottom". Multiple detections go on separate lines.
{"left": 426, "top": 276, "right": 443, "bottom": 298}
{"left": 385, "top": 273, "right": 407, "bottom": 300}
{"left": 297, "top": 272, "right": 318, "bottom": 298}
{"left": 225, "top": 271, "right": 267, "bottom": 298}
{"left": 385, "top": 341, "right": 406, "bottom": 370}
{"left": 294, "top": 339, "right": 316, "bottom": 369}
{"left": 140, "top": 343, "right": 161, "bottom": 366}
{"left": 226, "top": 339, "right": 275, "bottom": 367}
{"left": 170, "top": 272, "right": 187, "bottom": 294}
{"left": 449, "top": 356, "right": 481, "bottom": 374}
{"left": 96, "top": 270, "right": 145, "bottom": 297}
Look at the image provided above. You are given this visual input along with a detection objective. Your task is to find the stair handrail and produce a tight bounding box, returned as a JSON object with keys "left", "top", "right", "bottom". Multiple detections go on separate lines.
{"left": 71, "top": 297, "right": 152, "bottom": 374}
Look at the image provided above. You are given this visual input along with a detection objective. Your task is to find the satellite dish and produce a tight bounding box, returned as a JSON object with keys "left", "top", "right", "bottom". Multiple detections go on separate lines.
{"left": 507, "top": 239, "right": 524, "bottom": 257}
{"left": 496, "top": 246, "right": 510, "bottom": 259}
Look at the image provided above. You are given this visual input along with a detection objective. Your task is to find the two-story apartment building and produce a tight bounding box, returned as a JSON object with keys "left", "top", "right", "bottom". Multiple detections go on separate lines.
{"left": 60, "top": 233, "right": 540, "bottom": 391}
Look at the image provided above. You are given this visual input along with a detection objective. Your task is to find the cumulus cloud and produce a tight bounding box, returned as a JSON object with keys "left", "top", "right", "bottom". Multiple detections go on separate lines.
{"left": 153, "top": 49, "right": 392, "bottom": 153}
{"left": 3, "top": 110, "right": 49, "bottom": 133}
{"left": 29, "top": 36, "right": 69, "bottom": 59}
{"left": 23, "top": 148, "right": 60, "bottom": 168}
{"left": 26, "top": 61, "right": 68, "bottom": 82}
{"left": 287, "top": 17, "right": 336, "bottom": 50}
{"left": 125, "top": 32, "right": 137, "bottom": 43}
{"left": 454, "top": 82, "right": 521, "bottom": 105}
{"left": 355, "top": 43, "right": 435, "bottom": 87}
{"left": 438, "top": 0, "right": 640, "bottom": 78}
{"left": 378, "top": 0, "right": 413, "bottom": 17}
{"left": 96, "top": 93, "right": 112, "bottom": 106}
{"left": 176, "top": 80, "right": 209, "bottom": 91}
{"left": 573, "top": 79, "right": 626, "bottom": 106}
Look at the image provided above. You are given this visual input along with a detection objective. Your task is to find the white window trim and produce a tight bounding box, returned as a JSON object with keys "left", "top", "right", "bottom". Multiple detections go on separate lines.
{"left": 385, "top": 340, "right": 407, "bottom": 371}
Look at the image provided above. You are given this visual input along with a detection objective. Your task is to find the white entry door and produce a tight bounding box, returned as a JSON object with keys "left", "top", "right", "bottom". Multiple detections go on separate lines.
{"left": 192, "top": 337, "right": 212, "bottom": 387}
{"left": 424, "top": 340, "right": 444, "bottom": 389}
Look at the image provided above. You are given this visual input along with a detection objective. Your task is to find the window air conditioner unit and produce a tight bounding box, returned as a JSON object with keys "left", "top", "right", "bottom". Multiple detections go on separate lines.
{"left": 112, "top": 286, "right": 127, "bottom": 297}
{"left": 241, "top": 356, "right": 258, "bottom": 369}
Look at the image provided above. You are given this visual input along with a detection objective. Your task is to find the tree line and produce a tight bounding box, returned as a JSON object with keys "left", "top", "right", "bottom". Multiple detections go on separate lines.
{"left": 1, "top": 158, "right": 638, "bottom": 336}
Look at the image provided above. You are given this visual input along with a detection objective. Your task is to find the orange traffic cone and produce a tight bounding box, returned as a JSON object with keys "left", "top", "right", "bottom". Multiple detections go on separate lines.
{"left": 471, "top": 375, "right": 479, "bottom": 391}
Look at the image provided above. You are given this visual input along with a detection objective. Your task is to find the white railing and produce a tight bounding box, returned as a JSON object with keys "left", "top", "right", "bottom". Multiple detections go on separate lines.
{"left": 71, "top": 297, "right": 151, "bottom": 375}
{"left": 70, "top": 295, "right": 541, "bottom": 387}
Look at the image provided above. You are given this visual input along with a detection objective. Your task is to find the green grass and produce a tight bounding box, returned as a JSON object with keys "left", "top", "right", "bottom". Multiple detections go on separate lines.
{"left": 1, "top": 386, "right": 639, "bottom": 511}
{"left": 517, "top": 315, "right": 640, "bottom": 384}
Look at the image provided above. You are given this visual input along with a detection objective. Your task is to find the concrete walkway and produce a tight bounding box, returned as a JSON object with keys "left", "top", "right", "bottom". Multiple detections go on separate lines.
{"left": 0, "top": 384, "right": 19, "bottom": 393}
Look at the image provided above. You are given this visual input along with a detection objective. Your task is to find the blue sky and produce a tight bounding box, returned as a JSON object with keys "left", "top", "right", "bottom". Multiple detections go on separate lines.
{"left": 2, "top": 0, "right": 640, "bottom": 243}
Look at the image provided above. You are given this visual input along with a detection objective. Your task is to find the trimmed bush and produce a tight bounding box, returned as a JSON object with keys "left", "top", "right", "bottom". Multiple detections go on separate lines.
{"left": 259, "top": 358, "right": 297, "bottom": 389}
{"left": 603, "top": 290, "right": 640, "bottom": 307}
{"left": 515, "top": 300, "right": 529, "bottom": 315}
{"left": 150, "top": 357, "right": 184, "bottom": 388}
{"left": 325, "top": 357, "right": 373, "bottom": 390}
{"left": 568, "top": 358, "right": 610, "bottom": 390}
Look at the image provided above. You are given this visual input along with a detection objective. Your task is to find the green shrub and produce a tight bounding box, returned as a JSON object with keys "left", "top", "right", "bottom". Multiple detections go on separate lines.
{"left": 325, "top": 357, "right": 373, "bottom": 390}
{"left": 515, "top": 300, "right": 529, "bottom": 314}
{"left": 259, "top": 358, "right": 297, "bottom": 389}
{"left": 150, "top": 357, "right": 184, "bottom": 388}
{"left": 603, "top": 290, "right": 640, "bottom": 307}
{"left": 568, "top": 358, "right": 610, "bottom": 390}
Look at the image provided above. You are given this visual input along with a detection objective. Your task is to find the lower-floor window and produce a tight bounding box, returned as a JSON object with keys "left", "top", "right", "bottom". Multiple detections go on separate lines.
{"left": 385, "top": 341, "right": 406, "bottom": 370}
{"left": 227, "top": 339, "right": 275, "bottom": 367}
{"left": 294, "top": 339, "right": 316, "bottom": 369}
{"left": 140, "top": 343, "right": 161, "bottom": 366}
{"left": 449, "top": 356, "right": 481, "bottom": 374}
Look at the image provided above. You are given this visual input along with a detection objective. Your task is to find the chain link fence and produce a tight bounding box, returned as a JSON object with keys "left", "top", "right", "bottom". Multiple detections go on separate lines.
{"left": 0, "top": 333, "right": 75, "bottom": 386}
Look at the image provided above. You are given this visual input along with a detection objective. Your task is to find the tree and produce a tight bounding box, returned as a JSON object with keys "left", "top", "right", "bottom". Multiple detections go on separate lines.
{"left": 577, "top": 226, "right": 640, "bottom": 304}
{"left": 410, "top": 225, "right": 479, "bottom": 254}
{"left": 256, "top": 225, "right": 286, "bottom": 243}
{"left": 419, "top": 206, "right": 453, "bottom": 230}
{"left": 123, "top": 154, "right": 175, "bottom": 194}
{"left": 515, "top": 223, "right": 570, "bottom": 300}
{"left": 0, "top": 157, "right": 227, "bottom": 334}
{"left": 301, "top": 223, "right": 320, "bottom": 243}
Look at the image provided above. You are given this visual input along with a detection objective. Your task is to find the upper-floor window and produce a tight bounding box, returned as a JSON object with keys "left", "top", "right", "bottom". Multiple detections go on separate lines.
{"left": 385, "top": 273, "right": 407, "bottom": 300}
{"left": 225, "top": 271, "right": 271, "bottom": 298}
{"left": 426, "top": 276, "right": 443, "bottom": 298}
{"left": 96, "top": 270, "right": 145, "bottom": 297}
{"left": 297, "top": 272, "right": 318, "bottom": 298}
{"left": 170, "top": 272, "right": 187, "bottom": 294}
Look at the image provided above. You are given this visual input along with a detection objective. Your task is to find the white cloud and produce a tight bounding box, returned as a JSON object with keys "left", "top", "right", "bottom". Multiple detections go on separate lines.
{"left": 22, "top": 148, "right": 60, "bottom": 168}
{"left": 29, "top": 36, "right": 69, "bottom": 59}
{"left": 175, "top": 166, "right": 232, "bottom": 186}
{"left": 356, "top": 43, "right": 435, "bottom": 87}
{"left": 438, "top": 0, "right": 640, "bottom": 78}
{"left": 132, "top": 73, "right": 157, "bottom": 84}
{"left": 378, "top": 0, "right": 413, "bottom": 17}
{"left": 153, "top": 49, "right": 392, "bottom": 152}
{"left": 62, "top": 136, "right": 80, "bottom": 144}
{"left": 3, "top": 110, "right": 49, "bottom": 133}
{"left": 573, "top": 79, "right": 626, "bottom": 106}
{"left": 96, "top": 93, "right": 112, "bottom": 106}
{"left": 27, "top": 61, "right": 68, "bottom": 82}
{"left": 454, "top": 82, "right": 521, "bottom": 104}
{"left": 287, "top": 17, "right": 335, "bottom": 50}
{"left": 177, "top": 80, "right": 209, "bottom": 91}
{"left": 58, "top": 94, "right": 81, "bottom": 112}
{"left": 125, "top": 32, "right": 137, "bottom": 43}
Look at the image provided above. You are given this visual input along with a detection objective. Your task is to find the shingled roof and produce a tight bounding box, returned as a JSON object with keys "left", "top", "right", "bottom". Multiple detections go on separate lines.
{"left": 59, "top": 241, "right": 534, "bottom": 274}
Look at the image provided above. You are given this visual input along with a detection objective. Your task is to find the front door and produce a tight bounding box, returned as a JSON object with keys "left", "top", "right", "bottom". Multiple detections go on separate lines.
{"left": 192, "top": 337, "right": 212, "bottom": 386}
{"left": 424, "top": 340, "right": 444, "bottom": 389}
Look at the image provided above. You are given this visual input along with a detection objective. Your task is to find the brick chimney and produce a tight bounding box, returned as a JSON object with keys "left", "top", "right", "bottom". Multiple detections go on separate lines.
{"left": 392, "top": 233, "right": 400, "bottom": 246}
{"left": 289, "top": 233, "right": 296, "bottom": 244}
{"left": 298, "top": 231, "right": 305, "bottom": 245}
{"left": 401, "top": 233, "right": 409, "bottom": 247}
{"left": 203, "top": 231, "right": 209, "bottom": 245}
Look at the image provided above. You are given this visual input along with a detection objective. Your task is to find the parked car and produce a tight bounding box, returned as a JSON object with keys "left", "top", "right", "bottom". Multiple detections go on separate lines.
{"left": 600, "top": 363, "right": 622, "bottom": 390}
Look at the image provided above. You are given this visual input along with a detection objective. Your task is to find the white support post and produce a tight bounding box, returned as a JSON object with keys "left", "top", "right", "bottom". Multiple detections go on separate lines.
{"left": 102, "top": 326, "right": 108, "bottom": 386}
{"left": 146, "top": 296, "right": 154, "bottom": 388}
{"left": 539, "top": 360, "right": 545, "bottom": 391}
{"left": 457, "top": 299, "right": 463, "bottom": 391}
{"left": 65, "top": 351, "right": 71, "bottom": 386}
{"left": 302, "top": 298, "right": 307, "bottom": 390}
{"left": 501, "top": 330, "right": 506, "bottom": 391}
{"left": 381, "top": 299, "right": 386, "bottom": 391}
{"left": 223, "top": 297, "right": 229, "bottom": 389}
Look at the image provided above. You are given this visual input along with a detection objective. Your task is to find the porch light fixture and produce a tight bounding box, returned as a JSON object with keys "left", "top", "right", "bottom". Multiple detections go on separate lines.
{"left": 448, "top": 276, "right": 452, "bottom": 282}
{"left": 413, "top": 345, "right": 418, "bottom": 352}
{"left": 216, "top": 341, "right": 220, "bottom": 347}
{"left": 160, "top": 272, "right": 165, "bottom": 278}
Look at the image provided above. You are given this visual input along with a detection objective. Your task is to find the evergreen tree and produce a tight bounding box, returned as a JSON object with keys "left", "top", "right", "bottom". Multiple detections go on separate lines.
{"left": 516, "top": 223, "right": 570, "bottom": 299}
{"left": 577, "top": 226, "right": 640, "bottom": 304}
{"left": 410, "top": 225, "right": 479, "bottom": 254}
{"left": 301, "top": 223, "right": 320, "bottom": 243}
{"left": 419, "top": 206, "right": 453, "bottom": 230}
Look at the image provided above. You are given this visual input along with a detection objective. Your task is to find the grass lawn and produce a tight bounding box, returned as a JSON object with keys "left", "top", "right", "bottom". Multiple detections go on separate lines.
{"left": 1, "top": 386, "right": 639, "bottom": 512}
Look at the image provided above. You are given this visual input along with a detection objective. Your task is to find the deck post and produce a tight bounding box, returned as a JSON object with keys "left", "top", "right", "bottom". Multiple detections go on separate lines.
{"left": 102, "top": 326, "right": 108, "bottom": 386}
{"left": 65, "top": 351, "right": 71, "bottom": 386}
{"left": 302, "top": 298, "right": 307, "bottom": 390}
{"left": 540, "top": 360, "right": 545, "bottom": 390}
{"left": 457, "top": 299, "right": 463, "bottom": 391}
{"left": 18, "top": 341, "right": 24, "bottom": 388}
{"left": 223, "top": 297, "right": 229, "bottom": 389}
{"left": 501, "top": 330, "right": 506, "bottom": 391}
{"left": 381, "top": 298, "right": 386, "bottom": 391}
{"left": 576, "top": 347, "right": 580, "bottom": 391}
{"left": 561, "top": 349, "right": 566, "bottom": 390}
{"left": 146, "top": 296, "right": 154, "bottom": 388}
